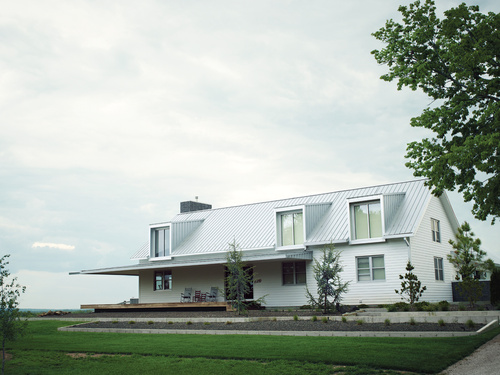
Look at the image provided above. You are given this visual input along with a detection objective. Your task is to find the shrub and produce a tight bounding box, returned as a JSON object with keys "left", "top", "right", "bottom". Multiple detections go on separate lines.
{"left": 94, "top": 321, "right": 100, "bottom": 324}
{"left": 204, "top": 322, "right": 210, "bottom": 325}
{"left": 321, "top": 317, "right": 328, "bottom": 324}
{"left": 394, "top": 302, "right": 409, "bottom": 311}
{"left": 438, "top": 301, "right": 450, "bottom": 311}
{"left": 466, "top": 319, "right": 475, "bottom": 328}
{"left": 409, "top": 318, "right": 416, "bottom": 326}
{"left": 293, "top": 315, "right": 298, "bottom": 321}
{"left": 358, "top": 304, "right": 368, "bottom": 309}
{"left": 458, "top": 303, "right": 466, "bottom": 311}
{"left": 414, "top": 301, "right": 430, "bottom": 311}
{"left": 341, "top": 316, "right": 347, "bottom": 323}
{"left": 167, "top": 321, "right": 173, "bottom": 324}
{"left": 128, "top": 321, "right": 135, "bottom": 325}
{"left": 384, "top": 319, "right": 390, "bottom": 326}
{"left": 311, "top": 316, "right": 317, "bottom": 322}
{"left": 147, "top": 321, "right": 154, "bottom": 325}
{"left": 111, "top": 320, "right": 118, "bottom": 324}
{"left": 438, "top": 319, "right": 445, "bottom": 326}
{"left": 387, "top": 304, "right": 398, "bottom": 312}
{"left": 356, "top": 319, "right": 363, "bottom": 325}
{"left": 225, "top": 321, "right": 232, "bottom": 325}
{"left": 186, "top": 321, "right": 192, "bottom": 325}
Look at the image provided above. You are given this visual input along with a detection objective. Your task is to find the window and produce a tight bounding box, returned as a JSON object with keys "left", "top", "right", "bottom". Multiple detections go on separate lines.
{"left": 282, "top": 261, "right": 306, "bottom": 285}
{"left": 431, "top": 219, "right": 440, "bottom": 243}
{"left": 357, "top": 256, "right": 385, "bottom": 281}
{"left": 152, "top": 227, "right": 170, "bottom": 257}
{"left": 352, "top": 201, "right": 382, "bottom": 240}
{"left": 434, "top": 257, "right": 444, "bottom": 281}
{"left": 154, "top": 270, "right": 172, "bottom": 290}
{"left": 280, "top": 211, "right": 304, "bottom": 246}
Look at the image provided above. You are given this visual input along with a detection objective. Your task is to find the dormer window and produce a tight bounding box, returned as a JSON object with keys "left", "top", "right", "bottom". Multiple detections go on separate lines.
{"left": 348, "top": 197, "right": 384, "bottom": 243}
{"left": 275, "top": 207, "right": 305, "bottom": 249}
{"left": 281, "top": 212, "right": 304, "bottom": 246}
{"left": 150, "top": 225, "right": 171, "bottom": 258}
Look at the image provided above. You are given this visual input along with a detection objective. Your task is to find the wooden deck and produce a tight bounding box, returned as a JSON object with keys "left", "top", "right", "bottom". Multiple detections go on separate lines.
{"left": 81, "top": 301, "right": 234, "bottom": 312}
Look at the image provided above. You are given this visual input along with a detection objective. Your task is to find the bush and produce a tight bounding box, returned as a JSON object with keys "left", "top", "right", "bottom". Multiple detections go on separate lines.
{"left": 438, "top": 301, "right": 450, "bottom": 311}
{"left": 321, "top": 317, "right": 328, "bottom": 324}
{"left": 358, "top": 304, "right": 368, "bottom": 309}
{"left": 394, "top": 302, "right": 410, "bottom": 311}
{"left": 128, "top": 321, "right": 135, "bottom": 325}
{"left": 356, "top": 319, "right": 364, "bottom": 325}
{"left": 384, "top": 319, "right": 390, "bottom": 326}
{"left": 459, "top": 303, "right": 466, "bottom": 311}
{"left": 414, "top": 301, "right": 430, "bottom": 311}
{"left": 167, "top": 321, "right": 173, "bottom": 324}
{"left": 204, "top": 322, "right": 210, "bottom": 325}
{"left": 341, "top": 316, "right": 347, "bottom": 323}
{"left": 186, "top": 321, "right": 192, "bottom": 325}
{"left": 311, "top": 316, "right": 318, "bottom": 322}
{"left": 387, "top": 304, "right": 398, "bottom": 312}
{"left": 466, "top": 319, "right": 475, "bottom": 328}
{"left": 409, "top": 318, "right": 416, "bottom": 326}
{"left": 293, "top": 315, "right": 298, "bottom": 321}
{"left": 111, "top": 320, "right": 118, "bottom": 324}
{"left": 438, "top": 319, "right": 445, "bottom": 326}
{"left": 147, "top": 321, "right": 154, "bottom": 325}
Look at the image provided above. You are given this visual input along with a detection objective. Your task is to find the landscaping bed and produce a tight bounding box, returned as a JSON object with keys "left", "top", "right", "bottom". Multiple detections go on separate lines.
{"left": 75, "top": 319, "right": 483, "bottom": 332}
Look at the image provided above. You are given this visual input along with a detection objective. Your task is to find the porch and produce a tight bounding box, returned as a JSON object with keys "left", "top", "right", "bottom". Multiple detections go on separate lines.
{"left": 81, "top": 301, "right": 234, "bottom": 313}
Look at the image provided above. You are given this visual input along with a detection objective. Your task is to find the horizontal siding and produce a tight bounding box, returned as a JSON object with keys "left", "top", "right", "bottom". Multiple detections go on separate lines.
{"left": 331, "top": 240, "right": 410, "bottom": 305}
{"left": 139, "top": 264, "right": 225, "bottom": 304}
{"left": 409, "top": 195, "right": 455, "bottom": 302}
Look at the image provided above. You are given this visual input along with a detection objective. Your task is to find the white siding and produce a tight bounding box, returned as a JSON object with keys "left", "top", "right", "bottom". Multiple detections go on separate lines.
{"left": 409, "top": 195, "right": 455, "bottom": 302}
{"left": 252, "top": 261, "right": 312, "bottom": 307}
{"left": 139, "top": 264, "right": 225, "bottom": 303}
{"left": 333, "top": 240, "right": 409, "bottom": 305}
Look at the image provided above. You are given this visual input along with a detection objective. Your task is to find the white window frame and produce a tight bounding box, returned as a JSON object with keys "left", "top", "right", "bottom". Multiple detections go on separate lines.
{"left": 431, "top": 219, "right": 441, "bottom": 243}
{"left": 150, "top": 224, "right": 172, "bottom": 260}
{"left": 348, "top": 196, "right": 385, "bottom": 244}
{"left": 356, "top": 255, "right": 385, "bottom": 282}
{"left": 275, "top": 206, "right": 306, "bottom": 250}
{"left": 434, "top": 257, "right": 444, "bottom": 281}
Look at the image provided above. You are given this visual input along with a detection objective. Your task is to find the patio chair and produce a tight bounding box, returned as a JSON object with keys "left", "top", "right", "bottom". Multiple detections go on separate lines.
{"left": 180, "top": 288, "right": 192, "bottom": 303}
{"left": 206, "top": 287, "right": 218, "bottom": 302}
{"left": 194, "top": 290, "right": 201, "bottom": 302}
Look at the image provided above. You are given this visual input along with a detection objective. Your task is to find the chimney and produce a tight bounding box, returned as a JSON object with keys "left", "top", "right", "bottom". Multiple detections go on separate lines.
{"left": 180, "top": 199, "right": 212, "bottom": 213}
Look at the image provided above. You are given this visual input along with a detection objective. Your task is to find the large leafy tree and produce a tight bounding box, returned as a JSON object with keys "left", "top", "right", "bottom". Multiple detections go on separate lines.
{"left": 372, "top": 0, "right": 500, "bottom": 223}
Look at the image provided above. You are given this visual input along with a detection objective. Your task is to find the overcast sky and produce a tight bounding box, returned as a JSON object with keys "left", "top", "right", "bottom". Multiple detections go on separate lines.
{"left": 1, "top": 0, "right": 499, "bottom": 309}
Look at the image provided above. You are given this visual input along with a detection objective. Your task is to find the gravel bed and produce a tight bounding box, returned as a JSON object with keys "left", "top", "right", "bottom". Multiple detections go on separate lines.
{"left": 75, "top": 320, "right": 482, "bottom": 332}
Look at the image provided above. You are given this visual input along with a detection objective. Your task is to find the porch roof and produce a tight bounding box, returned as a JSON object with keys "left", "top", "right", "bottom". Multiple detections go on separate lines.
{"left": 71, "top": 251, "right": 314, "bottom": 276}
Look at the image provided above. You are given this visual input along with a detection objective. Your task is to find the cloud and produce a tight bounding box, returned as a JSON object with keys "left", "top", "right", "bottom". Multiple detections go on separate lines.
{"left": 32, "top": 242, "right": 75, "bottom": 251}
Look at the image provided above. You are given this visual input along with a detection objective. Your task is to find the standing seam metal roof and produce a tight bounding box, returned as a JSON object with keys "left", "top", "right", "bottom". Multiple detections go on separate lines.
{"left": 159, "top": 179, "right": 433, "bottom": 257}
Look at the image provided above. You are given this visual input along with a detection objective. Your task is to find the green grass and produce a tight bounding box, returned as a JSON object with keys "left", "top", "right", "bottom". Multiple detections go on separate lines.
{"left": 5, "top": 321, "right": 500, "bottom": 374}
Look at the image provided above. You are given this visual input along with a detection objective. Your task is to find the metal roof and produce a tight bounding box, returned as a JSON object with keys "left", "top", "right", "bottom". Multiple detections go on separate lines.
{"left": 155, "top": 179, "right": 444, "bottom": 257}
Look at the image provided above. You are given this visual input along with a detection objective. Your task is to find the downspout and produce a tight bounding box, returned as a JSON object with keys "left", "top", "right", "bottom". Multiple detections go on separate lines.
{"left": 404, "top": 237, "right": 411, "bottom": 262}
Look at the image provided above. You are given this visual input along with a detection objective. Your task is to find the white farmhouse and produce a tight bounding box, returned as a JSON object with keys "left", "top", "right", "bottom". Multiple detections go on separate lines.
{"left": 75, "top": 179, "right": 459, "bottom": 308}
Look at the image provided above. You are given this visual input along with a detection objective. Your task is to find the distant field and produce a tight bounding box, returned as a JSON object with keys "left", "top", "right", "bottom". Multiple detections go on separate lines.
{"left": 5, "top": 321, "right": 500, "bottom": 374}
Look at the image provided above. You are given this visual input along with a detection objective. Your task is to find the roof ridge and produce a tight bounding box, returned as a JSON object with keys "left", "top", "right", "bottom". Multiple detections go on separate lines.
{"left": 175, "top": 178, "right": 428, "bottom": 215}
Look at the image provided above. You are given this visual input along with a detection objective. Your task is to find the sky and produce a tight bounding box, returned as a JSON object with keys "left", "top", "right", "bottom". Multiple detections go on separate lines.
{"left": 1, "top": 0, "right": 499, "bottom": 309}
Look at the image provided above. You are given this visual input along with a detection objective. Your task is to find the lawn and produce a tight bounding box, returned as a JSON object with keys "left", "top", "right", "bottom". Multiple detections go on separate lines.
{"left": 5, "top": 321, "right": 500, "bottom": 374}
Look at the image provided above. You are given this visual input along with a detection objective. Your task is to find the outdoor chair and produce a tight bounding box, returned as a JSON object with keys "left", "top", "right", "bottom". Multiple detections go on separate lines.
{"left": 180, "top": 288, "right": 192, "bottom": 303}
{"left": 194, "top": 290, "right": 201, "bottom": 302}
{"left": 206, "top": 287, "right": 218, "bottom": 302}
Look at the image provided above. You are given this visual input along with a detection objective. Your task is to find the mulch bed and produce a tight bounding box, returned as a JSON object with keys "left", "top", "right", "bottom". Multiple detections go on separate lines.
{"left": 75, "top": 320, "right": 482, "bottom": 332}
